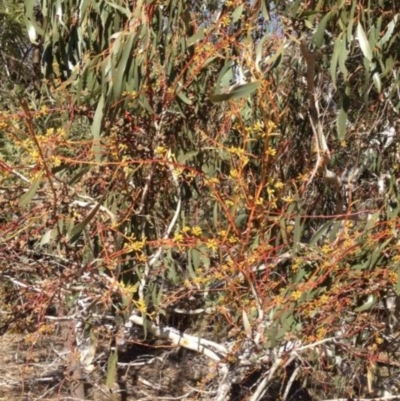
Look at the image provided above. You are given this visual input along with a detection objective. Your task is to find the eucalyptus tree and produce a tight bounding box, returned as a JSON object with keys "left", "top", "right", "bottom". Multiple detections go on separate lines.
{"left": 7, "top": 0, "right": 400, "bottom": 399}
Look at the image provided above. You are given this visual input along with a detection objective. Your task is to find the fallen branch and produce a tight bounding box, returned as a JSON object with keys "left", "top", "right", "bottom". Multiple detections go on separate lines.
{"left": 129, "top": 313, "right": 227, "bottom": 362}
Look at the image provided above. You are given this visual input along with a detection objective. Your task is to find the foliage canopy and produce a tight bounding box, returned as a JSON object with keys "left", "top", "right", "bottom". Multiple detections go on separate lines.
{"left": 2, "top": 0, "right": 400, "bottom": 399}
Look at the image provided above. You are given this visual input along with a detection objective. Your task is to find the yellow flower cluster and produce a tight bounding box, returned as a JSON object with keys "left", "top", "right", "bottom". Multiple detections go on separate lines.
{"left": 291, "top": 290, "right": 302, "bottom": 301}
{"left": 179, "top": 226, "right": 202, "bottom": 237}
{"left": 124, "top": 236, "right": 146, "bottom": 252}
{"left": 155, "top": 146, "right": 167, "bottom": 155}
{"left": 173, "top": 232, "right": 184, "bottom": 243}
{"left": 206, "top": 238, "right": 218, "bottom": 252}
{"left": 192, "top": 226, "right": 202, "bottom": 236}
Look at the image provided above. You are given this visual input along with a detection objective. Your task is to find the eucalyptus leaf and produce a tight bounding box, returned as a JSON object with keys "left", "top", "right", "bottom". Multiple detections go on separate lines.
{"left": 357, "top": 22, "right": 372, "bottom": 62}
{"left": 91, "top": 95, "right": 104, "bottom": 163}
{"left": 242, "top": 309, "right": 252, "bottom": 337}
{"left": 105, "top": 350, "right": 118, "bottom": 389}
{"left": 19, "top": 174, "right": 42, "bottom": 207}
{"left": 337, "top": 107, "right": 347, "bottom": 140}
{"left": 378, "top": 15, "right": 398, "bottom": 48}
{"left": 209, "top": 81, "right": 261, "bottom": 103}
{"left": 372, "top": 72, "right": 381, "bottom": 93}
{"left": 355, "top": 294, "right": 376, "bottom": 312}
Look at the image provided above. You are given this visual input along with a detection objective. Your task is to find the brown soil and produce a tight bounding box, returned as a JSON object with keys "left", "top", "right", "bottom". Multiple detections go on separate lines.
{"left": 0, "top": 332, "right": 214, "bottom": 401}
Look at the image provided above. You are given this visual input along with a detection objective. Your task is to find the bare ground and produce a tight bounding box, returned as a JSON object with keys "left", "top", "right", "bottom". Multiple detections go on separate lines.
{"left": 0, "top": 332, "right": 218, "bottom": 401}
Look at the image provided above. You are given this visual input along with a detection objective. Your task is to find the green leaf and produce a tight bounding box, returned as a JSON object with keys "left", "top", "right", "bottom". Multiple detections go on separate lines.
{"left": 355, "top": 294, "right": 376, "bottom": 312}
{"left": 111, "top": 33, "right": 135, "bottom": 101}
{"left": 91, "top": 94, "right": 104, "bottom": 163}
{"left": 104, "top": 0, "right": 130, "bottom": 16}
{"left": 279, "top": 218, "right": 288, "bottom": 245}
{"left": 176, "top": 88, "right": 193, "bottom": 105}
{"left": 187, "top": 29, "right": 205, "bottom": 47}
{"left": 200, "top": 253, "right": 210, "bottom": 269}
{"left": 337, "top": 107, "right": 347, "bottom": 140}
{"left": 338, "top": 37, "right": 349, "bottom": 80}
{"left": 293, "top": 213, "right": 302, "bottom": 254}
{"left": 105, "top": 350, "right": 118, "bottom": 389}
{"left": 68, "top": 201, "right": 103, "bottom": 244}
{"left": 142, "top": 312, "right": 147, "bottom": 338}
{"left": 293, "top": 266, "right": 308, "bottom": 284}
{"left": 177, "top": 150, "right": 198, "bottom": 163}
{"left": 383, "top": 56, "right": 394, "bottom": 76}
{"left": 235, "top": 212, "right": 248, "bottom": 229}
{"left": 242, "top": 309, "right": 252, "bottom": 337}
{"left": 215, "top": 61, "right": 234, "bottom": 94}
{"left": 213, "top": 202, "right": 219, "bottom": 230}
{"left": 168, "top": 262, "right": 178, "bottom": 284}
{"left": 40, "top": 229, "right": 55, "bottom": 247}
{"left": 139, "top": 94, "right": 154, "bottom": 114}
{"left": 264, "top": 42, "right": 284, "bottom": 68}
{"left": 328, "top": 221, "right": 343, "bottom": 242}
{"left": 209, "top": 81, "right": 261, "bottom": 103}
{"left": 396, "top": 262, "right": 400, "bottom": 295}
{"left": 19, "top": 174, "right": 42, "bottom": 207}
{"left": 189, "top": 248, "right": 200, "bottom": 277}
{"left": 331, "top": 34, "right": 343, "bottom": 88}
{"left": 357, "top": 22, "right": 372, "bottom": 62}
{"left": 231, "top": 4, "right": 244, "bottom": 23}
{"left": 368, "top": 238, "right": 391, "bottom": 269}
{"left": 372, "top": 72, "right": 381, "bottom": 93}
{"left": 313, "top": 11, "right": 333, "bottom": 48}
{"left": 378, "top": 15, "right": 399, "bottom": 48}
{"left": 346, "top": 0, "right": 357, "bottom": 43}
{"left": 309, "top": 220, "right": 333, "bottom": 246}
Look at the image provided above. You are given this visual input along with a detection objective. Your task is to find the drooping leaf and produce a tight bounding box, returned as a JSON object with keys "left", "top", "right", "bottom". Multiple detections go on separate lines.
{"left": 231, "top": 4, "right": 244, "bottom": 24}
{"left": 91, "top": 94, "right": 104, "bottom": 163}
{"left": 215, "top": 61, "right": 234, "bottom": 94}
{"left": 355, "top": 294, "right": 376, "bottom": 312}
{"left": 346, "top": 0, "right": 357, "bottom": 43}
{"left": 331, "top": 34, "right": 343, "bottom": 88}
{"left": 337, "top": 107, "right": 347, "bottom": 140}
{"left": 19, "top": 174, "right": 42, "bottom": 207}
{"left": 313, "top": 11, "right": 333, "bottom": 48}
{"left": 378, "top": 14, "right": 399, "bottom": 48}
{"left": 372, "top": 72, "right": 381, "bottom": 93}
{"left": 242, "top": 309, "right": 252, "bottom": 338}
{"left": 105, "top": 350, "right": 118, "bottom": 389}
{"left": 338, "top": 37, "right": 349, "bottom": 80}
{"left": 397, "top": 262, "right": 400, "bottom": 295}
{"left": 209, "top": 81, "right": 261, "bottom": 103}
{"left": 357, "top": 22, "right": 372, "bottom": 62}
{"left": 68, "top": 201, "right": 103, "bottom": 243}
{"left": 187, "top": 29, "right": 205, "bottom": 47}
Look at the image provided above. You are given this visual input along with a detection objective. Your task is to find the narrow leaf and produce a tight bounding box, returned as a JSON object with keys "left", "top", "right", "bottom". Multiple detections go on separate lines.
{"left": 372, "top": 72, "right": 381, "bottom": 93}
{"left": 355, "top": 294, "right": 376, "bottom": 312}
{"left": 346, "top": 0, "right": 357, "bottom": 43}
{"left": 19, "top": 174, "right": 42, "bottom": 207}
{"left": 330, "top": 34, "right": 343, "bottom": 88}
{"left": 396, "top": 262, "right": 400, "bottom": 295}
{"left": 91, "top": 95, "right": 104, "bottom": 163}
{"left": 231, "top": 4, "right": 244, "bottom": 23}
{"left": 337, "top": 107, "right": 347, "bottom": 140}
{"left": 215, "top": 61, "right": 234, "bottom": 94}
{"left": 338, "top": 38, "right": 349, "bottom": 80}
{"left": 187, "top": 29, "right": 205, "bottom": 47}
{"left": 106, "top": 351, "right": 118, "bottom": 389}
{"left": 176, "top": 89, "right": 192, "bottom": 105}
{"left": 68, "top": 201, "right": 103, "bottom": 243}
{"left": 209, "top": 81, "right": 261, "bottom": 103}
{"left": 242, "top": 309, "right": 252, "bottom": 338}
{"left": 313, "top": 11, "right": 333, "bottom": 48}
{"left": 378, "top": 15, "right": 398, "bottom": 47}
{"left": 357, "top": 22, "right": 372, "bottom": 62}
